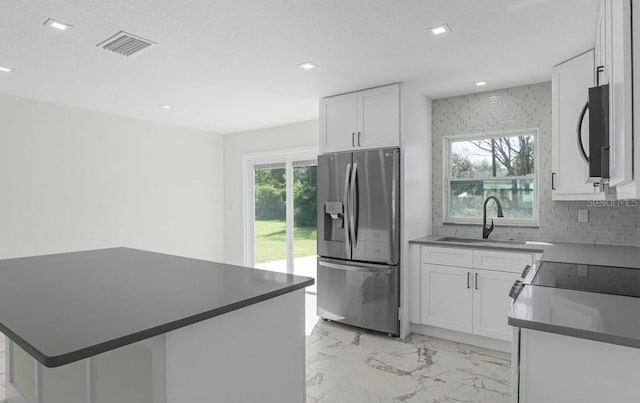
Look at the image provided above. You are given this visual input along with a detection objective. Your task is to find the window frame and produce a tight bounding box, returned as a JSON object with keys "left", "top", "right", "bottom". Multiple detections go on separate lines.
{"left": 442, "top": 128, "right": 540, "bottom": 226}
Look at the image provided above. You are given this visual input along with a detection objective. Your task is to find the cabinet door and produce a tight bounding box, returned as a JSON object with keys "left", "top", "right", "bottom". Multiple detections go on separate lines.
{"left": 319, "top": 93, "right": 357, "bottom": 153}
{"left": 594, "top": 1, "right": 604, "bottom": 73}
{"left": 420, "top": 264, "right": 472, "bottom": 333}
{"left": 595, "top": 0, "right": 609, "bottom": 84}
{"left": 551, "top": 50, "right": 605, "bottom": 200}
{"left": 608, "top": 0, "right": 633, "bottom": 187}
{"left": 472, "top": 249, "right": 532, "bottom": 273}
{"left": 422, "top": 245, "right": 473, "bottom": 268}
{"left": 472, "top": 269, "right": 519, "bottom": 341}
{"left": 618, "top": 0, "right": 640, "bottom": 198}
{"left": 357, "top": 84, "right": 400, "bottom": 149}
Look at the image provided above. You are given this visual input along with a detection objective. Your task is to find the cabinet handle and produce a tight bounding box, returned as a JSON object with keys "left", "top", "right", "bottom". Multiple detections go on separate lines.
{"left": 467, "top": 272, "right": 470, "bottom": 289}
{"left": 551, "top": 172, "right": 557, "bottom": 190}
{"left": 596, "top": 65, "right": 605, "bottom": 86}
{"left": 357, "top": 131, "right": 361, "bottom": 147}
{"left": 475, "top": 273, "right": 478, "bottom": 290}
{"left": 601, "top": 145, "right": 610, "bottom": 179}
{"left": 352, "top": 132, "right": 356, "bottom": 147}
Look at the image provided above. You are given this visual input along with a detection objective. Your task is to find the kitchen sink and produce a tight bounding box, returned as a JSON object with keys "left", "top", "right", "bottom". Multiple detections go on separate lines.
{"left": 436, "top": 236, "right": 528, "bottom": 246}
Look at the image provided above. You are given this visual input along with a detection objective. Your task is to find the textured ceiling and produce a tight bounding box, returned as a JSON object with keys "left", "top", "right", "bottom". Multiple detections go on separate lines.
{"left": 0, "top": 0, "right": 599, "bottom": 134}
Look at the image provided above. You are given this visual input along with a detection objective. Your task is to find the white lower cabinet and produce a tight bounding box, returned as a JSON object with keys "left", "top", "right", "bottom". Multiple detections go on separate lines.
{"left": 420, "top": 264, "right": 472, "bottom": 333}
{"left": 414, "top": 245, "right": 533, "bottom": 343}
{"left": 472, "top": 270, "right": 520, "bottom": 341}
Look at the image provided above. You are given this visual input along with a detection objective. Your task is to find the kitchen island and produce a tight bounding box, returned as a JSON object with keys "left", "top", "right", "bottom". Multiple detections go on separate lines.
{"left": 0, "top": 248, "right": 313, "bottom": 403}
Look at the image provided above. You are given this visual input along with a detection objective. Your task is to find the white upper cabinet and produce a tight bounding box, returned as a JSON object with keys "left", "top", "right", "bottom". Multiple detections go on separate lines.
{"left": 606, "top": 0, "right": 633, "bottom": 188}
{"left": 319, "top": 93, "right": 358, "bottom": 153}
{"left": 357, "top": 85, "right": 400, "bottom": 149}
{"left": 551, "top": 50, "right": 605, "bottom": 201}
{"left": 319, "top": 84, "right": 400, "bottom": 153}
{"left": 619, "top": 0, "right": 640, "bottom": 198}
{"left": 594, "top": 0, "right": 608, "bottom": 84}
{"left": 561, "top": 0, "right": 636, "bottom": 198}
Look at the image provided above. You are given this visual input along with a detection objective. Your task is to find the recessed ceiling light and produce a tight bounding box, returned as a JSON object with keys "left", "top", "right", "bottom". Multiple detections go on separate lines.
{"left": 298, "top": 62, "right": 319, "bottom": 70}
{"left": 475, "top": 81, "right": 488, "bottom": 87}
{"left": 159, "top": 105, "right": 172, "bottom": 109}
{"left": 44, "top": 18, "right": 72, "bottom": 31}
{"left": 429, "top": 23, "right": 451, "bottom": 36}
{"left": 0, "top": 66, "right": 13, "bottom": 73}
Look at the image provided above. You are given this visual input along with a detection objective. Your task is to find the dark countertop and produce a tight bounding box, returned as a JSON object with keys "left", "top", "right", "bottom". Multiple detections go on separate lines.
{"left": 411, "top": 234, "right": 640, "bottom": 347}
{"left": 509, "top": 284, "right": 640, "bottom": 349}
{"left": 410, "top": 235, "right": 640, "bottom": 268}
{"left": 0, "top": 247, "right": 314, "bottom": 367}
{"left": 409, "top": 235, "right": 547, "bottom": 253}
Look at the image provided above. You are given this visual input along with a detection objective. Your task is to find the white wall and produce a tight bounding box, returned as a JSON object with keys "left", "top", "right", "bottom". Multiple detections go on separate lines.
{"left": 0, "top": 94, "right": 224, "bottom": 261}
{"left": 222, "top": 120, "right": 319, "bottom": 265}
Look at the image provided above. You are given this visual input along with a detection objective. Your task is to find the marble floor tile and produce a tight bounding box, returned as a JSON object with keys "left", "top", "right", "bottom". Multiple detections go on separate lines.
{"left": 306, "top": 320, "right": 511, "bottom": 403}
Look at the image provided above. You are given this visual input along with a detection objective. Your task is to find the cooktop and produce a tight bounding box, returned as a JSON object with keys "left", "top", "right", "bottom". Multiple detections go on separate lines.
{"left": 532, "top": 261, "right": 640, "bottom": 298}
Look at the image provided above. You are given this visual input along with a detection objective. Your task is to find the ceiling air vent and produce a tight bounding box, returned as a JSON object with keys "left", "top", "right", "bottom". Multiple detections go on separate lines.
{"left": 97, "top": 31, "right": 157, "bottom": 57}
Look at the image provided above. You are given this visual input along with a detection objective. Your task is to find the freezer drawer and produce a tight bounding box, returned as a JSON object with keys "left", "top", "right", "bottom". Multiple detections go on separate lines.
{"left": 317, "top": 257, "right": 399, "bottom": 335}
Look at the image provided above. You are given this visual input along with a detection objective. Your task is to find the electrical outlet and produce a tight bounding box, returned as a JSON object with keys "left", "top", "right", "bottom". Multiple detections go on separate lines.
{"left": 578, "top": 209, "right": 588, "bottom": 223}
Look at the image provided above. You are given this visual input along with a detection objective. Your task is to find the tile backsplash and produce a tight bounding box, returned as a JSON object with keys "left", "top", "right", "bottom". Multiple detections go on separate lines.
{"left": 431, "top": 82, "right": 640, "bottom": 246}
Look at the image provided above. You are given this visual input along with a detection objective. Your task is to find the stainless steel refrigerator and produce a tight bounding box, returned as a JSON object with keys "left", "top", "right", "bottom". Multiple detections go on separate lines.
{"left": 316, "top": 147, "right": 400, "bottom": 336}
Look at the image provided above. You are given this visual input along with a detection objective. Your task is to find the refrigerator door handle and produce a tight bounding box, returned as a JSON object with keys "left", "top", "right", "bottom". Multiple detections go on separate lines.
{"left": 349, "top": 162, "right": 358, "bottom": 248}
{"left": 318, "top": 260, "right": 392, "bottom": 274}
{"left": 390, "top": 149, "right": 399, "bottom": 264}
{"left": 344, "top": 162, "right": 352, "bottom": 257}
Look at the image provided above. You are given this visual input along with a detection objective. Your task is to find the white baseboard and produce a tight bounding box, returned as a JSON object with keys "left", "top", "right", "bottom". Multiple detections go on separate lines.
{"left": 410, "top": 323, "right": 511, "bottom": 353}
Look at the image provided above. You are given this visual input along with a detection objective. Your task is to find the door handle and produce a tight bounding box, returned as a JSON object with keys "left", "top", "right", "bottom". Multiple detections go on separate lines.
{"left": 352, "top": 132, "right": 356, "bottom": 148}
{"left": 475, "top": 273, "right": 479, "bottom": 290}
{"left": 343, "top": 163, "right": 352, "bottom": 256}
{"left": 318, "top": 260, "right": 392, "bottom": 274}
{"left": 467, "top": 272, "right": 470, "bottom": 289}
{"left": 349, "top": 162, "right": 358, "bottom": 248}
{"left": 357, "top": 131, "right": 361, "bottom": 147}
{"left": 576, "top": 102, "right": 589, "bottom": 163}
{"left": 551, "top": 172, "right": 556, "bottom": 190}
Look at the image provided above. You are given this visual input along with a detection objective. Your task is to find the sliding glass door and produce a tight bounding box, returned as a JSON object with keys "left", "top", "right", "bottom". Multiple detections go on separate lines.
{"left": 246, "top": 150, "right": 318, "bottom": 285}
{"left": 252, "top": 161, "right": 288, "bottom": 273}
{"left": 292, "top": 159, "right": 317, "bottom": 292}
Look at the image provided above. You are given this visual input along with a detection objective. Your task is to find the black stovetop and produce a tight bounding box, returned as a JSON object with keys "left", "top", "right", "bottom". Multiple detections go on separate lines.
{"left": 532, "top": 261, "right": 640, "bottom": 298}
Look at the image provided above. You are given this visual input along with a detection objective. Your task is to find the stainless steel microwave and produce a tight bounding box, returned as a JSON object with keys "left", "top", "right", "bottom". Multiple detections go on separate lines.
{"left": 577, "top": 83, "right": 610, "bottom": 180}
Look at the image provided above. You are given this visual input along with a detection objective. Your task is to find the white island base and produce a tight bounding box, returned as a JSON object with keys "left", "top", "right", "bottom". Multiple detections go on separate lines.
{"left": 5, "top": 289, "right": 305, "bottom": 403}
{"left": 516, "top": 328, "right": 640, "bottom": 403}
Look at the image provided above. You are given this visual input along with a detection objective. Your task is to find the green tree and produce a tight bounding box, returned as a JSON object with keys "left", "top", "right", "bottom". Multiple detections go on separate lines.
{"left": 470, "top": 135, "right": 535, "bottom": 210}
{"left": 253, "top": 165, "right": 318, "bottom": 228}
{"left": 293, "top": 166, "right": 317, "bottom": 227}
{"left": 254, "top": 168, "right": 286, "bottom": 220}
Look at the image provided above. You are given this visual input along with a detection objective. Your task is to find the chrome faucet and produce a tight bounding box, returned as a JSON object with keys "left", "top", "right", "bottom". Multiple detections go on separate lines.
{"left": 482, "top": 196, "right": 504, "bottom": 239}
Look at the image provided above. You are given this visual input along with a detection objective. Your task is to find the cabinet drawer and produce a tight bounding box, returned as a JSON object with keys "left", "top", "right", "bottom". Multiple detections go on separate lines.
{"left": 421, "top": 246, "right": 473, "bottom": 268}
{"left": 472, "top": 250, "right": 532, "bottom": 273}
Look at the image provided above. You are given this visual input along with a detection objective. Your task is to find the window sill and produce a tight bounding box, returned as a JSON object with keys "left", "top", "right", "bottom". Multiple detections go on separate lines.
{"left": 442, "top": 221, "right": 539, "bottom": 229}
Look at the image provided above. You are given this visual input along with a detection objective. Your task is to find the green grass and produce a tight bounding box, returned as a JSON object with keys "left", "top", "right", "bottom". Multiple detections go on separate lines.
{"left": 255, "top": 220, "right": 317, "bottom": 263}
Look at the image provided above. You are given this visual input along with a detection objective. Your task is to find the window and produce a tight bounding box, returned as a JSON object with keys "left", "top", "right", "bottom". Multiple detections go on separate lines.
{"left": 444, "top": 129, "right": 538, "bottom": 225}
